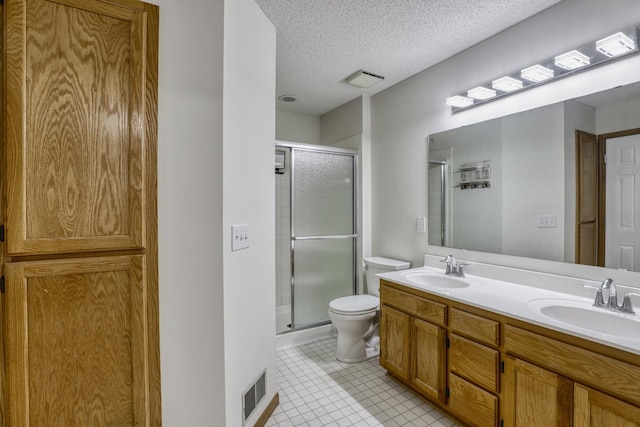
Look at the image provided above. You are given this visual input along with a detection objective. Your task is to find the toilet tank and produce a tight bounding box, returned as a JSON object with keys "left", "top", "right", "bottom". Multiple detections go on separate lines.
{"left": 364, "top": 257, "right": 410, "bottom": 297}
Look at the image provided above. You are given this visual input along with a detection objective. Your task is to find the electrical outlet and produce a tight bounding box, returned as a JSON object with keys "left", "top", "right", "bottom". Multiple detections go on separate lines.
{"left": 416, "top": 217, "right": 426, "bottom": 233}
{"left": 536, "top": 215, "right": 556, "bottom": 228}
{"left": 232, "top": 224, "right": 250, "bottom": 251}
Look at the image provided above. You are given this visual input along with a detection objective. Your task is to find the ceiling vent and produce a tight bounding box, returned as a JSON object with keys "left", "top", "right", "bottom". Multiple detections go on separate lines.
{"left": 345, "top": 70, "right": 384, "bottom": 88}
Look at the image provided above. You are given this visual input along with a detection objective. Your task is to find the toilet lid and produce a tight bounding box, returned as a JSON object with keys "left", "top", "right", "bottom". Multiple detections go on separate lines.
{"left": 329, "top": 295, "right": 379, "bottom": 315}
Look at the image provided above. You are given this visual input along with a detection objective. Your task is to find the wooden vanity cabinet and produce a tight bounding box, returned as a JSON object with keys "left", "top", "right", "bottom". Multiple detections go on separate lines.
{"left": 380, "top": 284, "right": 447, "bottom": 403}
{"left": 380, "top": 279, "right": 640, "bottom": 427}
{"left": 448, "top": 309, "right": 500, "bottom": 427}
{"left": 574, "top": 384, "right": 640, "bottom": 426}
{"left": 502, "top": 356, "right": 573, "bottom": 427}
{"left": 380, "top": 305, "right": 411, "bottom": 380}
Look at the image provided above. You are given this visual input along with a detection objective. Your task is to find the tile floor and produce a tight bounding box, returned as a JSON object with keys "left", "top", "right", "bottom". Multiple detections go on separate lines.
{"left": 266, "top": 337, "right": 460, "bottom": 427}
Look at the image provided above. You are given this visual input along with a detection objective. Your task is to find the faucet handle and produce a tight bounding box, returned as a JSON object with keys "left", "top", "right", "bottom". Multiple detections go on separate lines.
{"left": 621, "top": 293, "right": 640, "bottom": 314}
{"left": 457, "top": 263, "right": 469, "bottom": 278}
{"left": 584, "top": 285, "right": 605, "bottom": 307}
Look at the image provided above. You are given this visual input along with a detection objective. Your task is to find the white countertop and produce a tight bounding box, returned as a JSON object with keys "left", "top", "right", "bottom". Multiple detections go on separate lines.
{"left": 379, "top": 266, "right": 640, "bottom": 356}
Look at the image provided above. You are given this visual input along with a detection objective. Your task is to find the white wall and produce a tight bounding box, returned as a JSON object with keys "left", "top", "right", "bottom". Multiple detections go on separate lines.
{"left": 502, "top": 104, "right": 565, "bottom": 261}
{"left": 320, "top": 96, "right": 364, "bottom": 145}
{"left": 371, "top": 0, "right": 640, "bottom": 269}
{"left": 223, "top": 1, "right": 276, "bottom": 426}
{"left": 157, "top": 0, "right": 276, "bottom": 425}
{"left": 596, "top": 97, "right": 640, "bottom": 135}
{"left": 276, "top": 110, "right": 321, "bottom": 144}
{"left": 157, "top": 0, "right": 226, "bottom": 425}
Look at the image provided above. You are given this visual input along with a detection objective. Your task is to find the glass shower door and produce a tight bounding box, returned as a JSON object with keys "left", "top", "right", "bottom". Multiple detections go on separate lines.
{"left": 291, "top": 148, "right": 356, "bottom": 328}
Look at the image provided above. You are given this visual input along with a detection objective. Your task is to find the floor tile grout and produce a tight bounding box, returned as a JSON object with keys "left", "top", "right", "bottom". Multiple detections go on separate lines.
{"left": 266, "top": 337, "right": 460, "bottom": 427}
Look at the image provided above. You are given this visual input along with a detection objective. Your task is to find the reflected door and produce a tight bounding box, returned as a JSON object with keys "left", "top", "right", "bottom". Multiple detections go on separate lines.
{"left": 606, "top": 134, "right": 640, "bottom": 270}
{"left": 292, "top": 149, "right": 356, "bottom": 327}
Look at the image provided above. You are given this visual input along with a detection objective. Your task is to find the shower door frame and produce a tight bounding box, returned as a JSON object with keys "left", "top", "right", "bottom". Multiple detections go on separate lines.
{"left": 428, "top": 160, "right": 447, "bottom": 247}
{"left": 276, "top": 141, "right": 359, "bottom": 331}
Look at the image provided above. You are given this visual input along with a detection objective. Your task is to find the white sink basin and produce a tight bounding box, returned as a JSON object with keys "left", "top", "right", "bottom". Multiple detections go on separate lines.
{"left": 400, "top": 271, "right": 479, "bottom": 289}
{"left": 528, "top": 299, "right": 640, "bottom": 340}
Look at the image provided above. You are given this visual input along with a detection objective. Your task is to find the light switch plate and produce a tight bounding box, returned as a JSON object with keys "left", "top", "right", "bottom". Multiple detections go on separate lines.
{"left": 536, "top": 215, "right": 556, "bottom": 228}
{"left": 232, "top": 224, "right": 250, "bottom": 251}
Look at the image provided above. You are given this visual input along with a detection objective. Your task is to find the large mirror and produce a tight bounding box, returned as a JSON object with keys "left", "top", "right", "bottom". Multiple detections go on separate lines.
{"left": 428, "top": 81, "right": 640, "bottom": 271}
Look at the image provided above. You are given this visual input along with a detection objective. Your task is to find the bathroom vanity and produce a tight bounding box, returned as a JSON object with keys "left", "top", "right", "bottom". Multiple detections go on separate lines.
{"left": 378, "top": 264, "right": 640, "bottom": 427}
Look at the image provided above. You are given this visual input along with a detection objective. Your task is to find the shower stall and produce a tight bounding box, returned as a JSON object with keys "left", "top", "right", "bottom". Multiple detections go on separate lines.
{"left": 275, "top": 142, "right": 357, "bottom": 334}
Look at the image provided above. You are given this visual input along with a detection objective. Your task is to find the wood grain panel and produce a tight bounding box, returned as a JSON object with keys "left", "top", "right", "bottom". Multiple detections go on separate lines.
{"left": 450, "top": 334, "right": 499, "bottom": 393}
{"left": 380, "top": 305, "right": 411, "bottom": 380}
{"left": 448, "top": 373, "right": 497, "bottom": 427}
{"left": 575, "top": 384, "right": 640, "bottom": 427}
{"left": 410, "top": 318, "right": 445, "bottom": 401}
{"left": 450, "top": 308, "right": 500, "bottom": 346}
{"left": 5, "top": 0, "right": 149, "bottom": 255}
{"left": 503, "top": 356, "right": 573, "bottom": 427}
{"left": 380, "top": 286, "right": 446, "bottom": 326}
{"left": 5, "top": 256, "right": 149, "bottom": 426}
{"left": 576, "top": 130, "right": 599, "bottom": 266}
{"left": 505, "top": 325, "right": 640, "bottom": 407}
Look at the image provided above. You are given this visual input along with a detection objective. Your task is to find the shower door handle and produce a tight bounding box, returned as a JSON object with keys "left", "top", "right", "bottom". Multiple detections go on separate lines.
{"left": 292, "top": 234, "right": 357, "bottom": 240}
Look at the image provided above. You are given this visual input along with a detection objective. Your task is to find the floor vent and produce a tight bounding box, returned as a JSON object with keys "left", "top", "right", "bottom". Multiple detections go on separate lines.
{"left": 243, "top": 369, "right": 267, "bottom": 424}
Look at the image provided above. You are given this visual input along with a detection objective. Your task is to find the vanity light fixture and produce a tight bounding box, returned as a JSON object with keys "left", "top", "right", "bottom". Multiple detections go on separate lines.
{"left": 492, "top": 76, "right": 523, "bottom": 92}
{"left": 520, "top": 64, "right": 554, "bottom": 82}
{"left": 596, "top": 32, "right": 636, "bottom": 57}
{"left": 446, "top": 95, "right": 474, "bottom": 108}
{"left": 555, "top": 50, "right": 591, "bottom": 70}
{"left": 446, "top": 25, "right": 639, "bottom": 112}
{"left": 467, "top": 86, "right": 496, "bottom": 100}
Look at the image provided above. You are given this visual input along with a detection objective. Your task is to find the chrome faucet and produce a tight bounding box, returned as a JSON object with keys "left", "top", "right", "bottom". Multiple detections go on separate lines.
{"left": 600, "top": 278, "right": 618, "bottom": 308}
{"left": 440, "top": 255, "right": 469, "bottom": 277}
{"left": 441, "top": 255, "right": 457, "bottom": 275}
{"left": 584, "top": 278, "right": 620, "bottom": 309}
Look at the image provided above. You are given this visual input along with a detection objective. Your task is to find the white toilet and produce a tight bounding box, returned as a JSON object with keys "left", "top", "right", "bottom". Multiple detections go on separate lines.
{"left": 328, "top": 257, "right": 410, "bottom": 363}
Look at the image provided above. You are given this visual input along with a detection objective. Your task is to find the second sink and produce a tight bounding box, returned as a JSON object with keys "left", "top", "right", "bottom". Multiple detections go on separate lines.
{"left": 528, "top": 298, "right": 640, "bottom": 341}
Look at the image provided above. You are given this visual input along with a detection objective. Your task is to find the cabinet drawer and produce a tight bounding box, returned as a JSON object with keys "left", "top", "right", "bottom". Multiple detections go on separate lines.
{"left": 448, "top": 373, "right": 498, "bottom": 427}
{"left": 450, "top": 334, "right": 499, "bottom": 393}
{"left": 450, "top": 308, "right": 499, "bottom": 346}
{"left": 380, "top": 285, "right": 446, "bottom": 326}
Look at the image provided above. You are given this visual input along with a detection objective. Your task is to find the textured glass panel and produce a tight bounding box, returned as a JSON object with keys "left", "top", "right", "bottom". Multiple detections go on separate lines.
{"left": 293, "top": 238, "right": 354, "bottom": 326}
{"left": 293, "top": 150, "right": 354, "bottom": 236}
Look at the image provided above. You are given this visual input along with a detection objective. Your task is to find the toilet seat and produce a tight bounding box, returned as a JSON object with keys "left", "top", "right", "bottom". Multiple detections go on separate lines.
{"left": 329, "top": 294, "right": 379, "bottom": 316}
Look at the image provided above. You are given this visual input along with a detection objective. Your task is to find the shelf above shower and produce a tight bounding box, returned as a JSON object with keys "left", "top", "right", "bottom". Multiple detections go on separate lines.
{"left": 456, "top": 160, "right": 491, "bottom": 190}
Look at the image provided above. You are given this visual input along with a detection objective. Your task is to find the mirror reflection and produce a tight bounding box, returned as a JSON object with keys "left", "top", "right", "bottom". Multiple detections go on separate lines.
{"left": 428, "top": 82, "right": 640, "bottom": 271}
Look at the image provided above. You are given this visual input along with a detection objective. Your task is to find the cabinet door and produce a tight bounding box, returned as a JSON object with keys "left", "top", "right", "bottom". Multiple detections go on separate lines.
{"left": 5, "top": 0, "right": 157, "bottom": 256}
{"left": 503, "top": 356, "right": 573, "bottom": 427}
{"left": 380, "top": 305, "right": 411, "bottom": 380}
{"left": 575, "top": 384, "right": 640, "bottom": 426}
{"left": 4, "top": 256, "right": 153, "bottom": 426}
{"left": 411, "top": 318, "right": 445, "bottom": 402}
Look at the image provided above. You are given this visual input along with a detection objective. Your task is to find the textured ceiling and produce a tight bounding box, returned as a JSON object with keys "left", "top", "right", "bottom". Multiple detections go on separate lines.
{"left": 254, "top": 0, "right": 563, "bottom": 116}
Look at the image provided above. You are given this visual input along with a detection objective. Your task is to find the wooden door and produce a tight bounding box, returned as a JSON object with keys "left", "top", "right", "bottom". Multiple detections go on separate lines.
{"left": 503, "top": 356, "right": 573, "bottom": 427}
{"left": 4, "top": 0, "right": 154, "bottom": 256}
{"left": 380, "top": 305, "right": 411, "bottom": 380}
{"left": 605, "top": 134, "right": 640, "bottom": 271}
{"left": 2, "top": 0, "right": 160, "bottom": 424}
{"left": 410, "top": 318, "right": 445, "bottom": 402}
{"left": 575, "top": 384, "right": 640, "bottom": 426}
{"left": 576, "top": 130, "right": 599, "bottom": 266}
{"left": 5, "top": 256, "right": 150, "bottom": 425}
